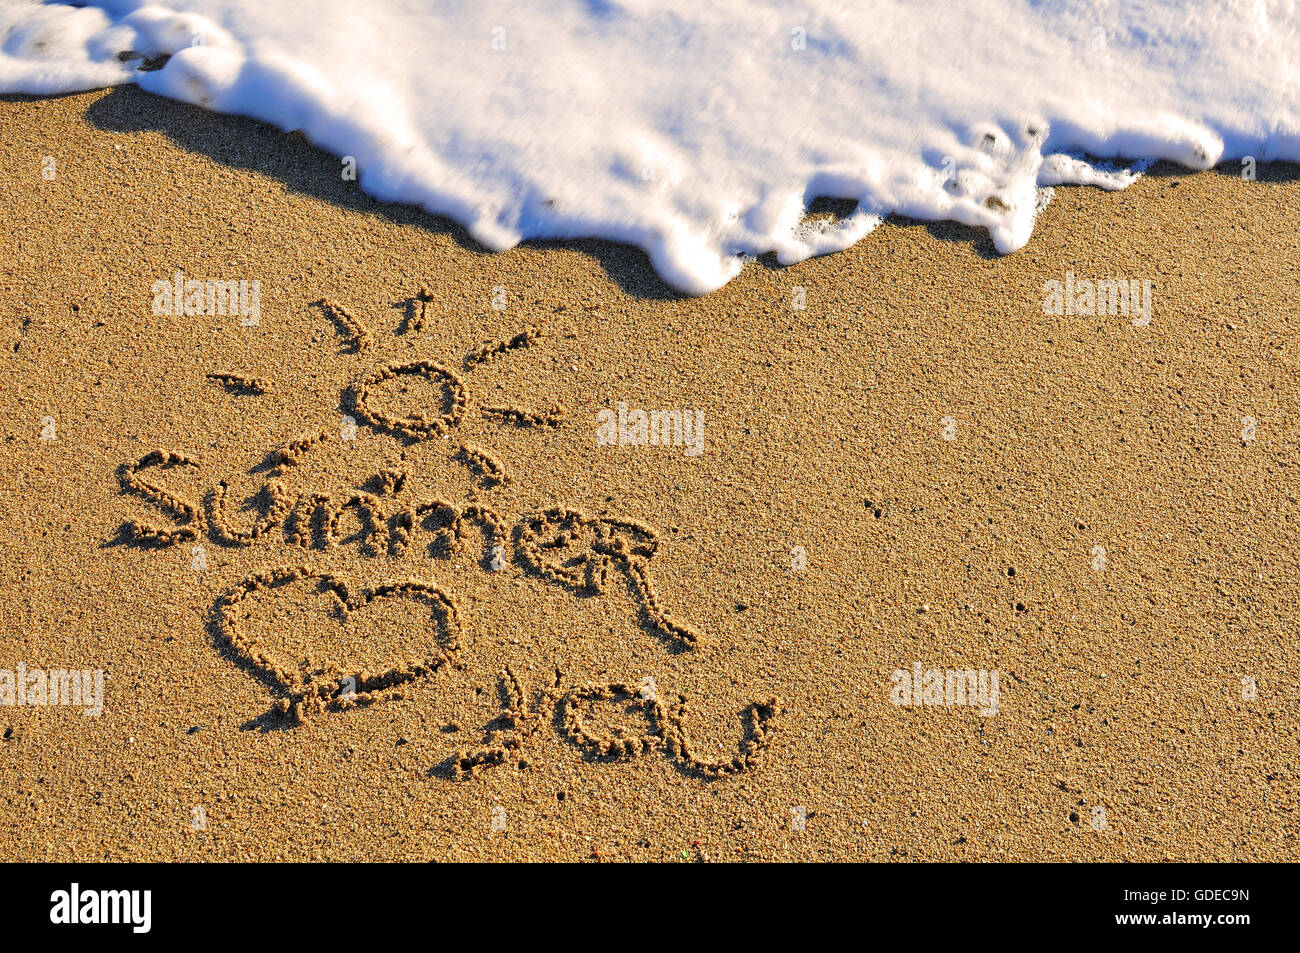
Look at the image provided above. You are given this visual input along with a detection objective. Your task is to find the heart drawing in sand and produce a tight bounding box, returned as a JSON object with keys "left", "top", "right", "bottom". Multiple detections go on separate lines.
{"left": 115, "top": 290, "right": 779, "bottom": 780}
{"left": 212, "top": 565, "right": 461, "bottom": 719}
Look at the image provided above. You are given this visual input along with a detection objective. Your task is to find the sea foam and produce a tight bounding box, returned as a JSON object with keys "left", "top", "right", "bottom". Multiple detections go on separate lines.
{"left": 2, "top": 0, "right": 1297, "bottom": 293}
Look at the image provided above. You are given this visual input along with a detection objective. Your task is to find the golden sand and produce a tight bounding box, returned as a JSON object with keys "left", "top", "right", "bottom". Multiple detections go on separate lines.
{"left": 1, "top": 87, "right": 1297, "bottom": 861}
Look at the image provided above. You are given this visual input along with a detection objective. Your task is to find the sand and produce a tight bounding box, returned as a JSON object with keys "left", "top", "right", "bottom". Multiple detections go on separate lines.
{"left": 1, "top": 86, "right": 1297, "bottom": 862}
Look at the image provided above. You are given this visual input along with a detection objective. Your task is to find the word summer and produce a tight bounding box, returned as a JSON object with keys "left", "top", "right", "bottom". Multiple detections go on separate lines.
{"left": 890, "top": 662, "right": 999, "bottom": 717}
{"left": 0, "top": 664, "right": 104, "bottom": 716}
{"left": 50, "top": 884, "right": 151, "bottom": 934}
{"left": 1042, "top": 271, "right": 1154, "bottom": 325}
{"left": 151, "top": 269, "right": 261, "bottom": 322}
{"left": 596, "top": 402, "right": 705, "bottom": 455}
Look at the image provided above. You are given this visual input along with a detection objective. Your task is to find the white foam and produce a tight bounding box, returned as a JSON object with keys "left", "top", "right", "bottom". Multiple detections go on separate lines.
{"left": 3, "top": 0, "right": 1297, "bottom": 293}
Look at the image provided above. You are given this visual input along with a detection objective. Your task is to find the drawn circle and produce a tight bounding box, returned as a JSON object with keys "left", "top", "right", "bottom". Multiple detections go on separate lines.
{"left": 351, "top": 361, "right": 467, "bottom": 438}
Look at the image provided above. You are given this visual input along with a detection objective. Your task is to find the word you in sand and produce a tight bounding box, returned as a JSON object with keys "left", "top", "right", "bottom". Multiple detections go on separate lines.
{"left": 115, "top": 295, "right": 778, "bottom": 780}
